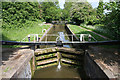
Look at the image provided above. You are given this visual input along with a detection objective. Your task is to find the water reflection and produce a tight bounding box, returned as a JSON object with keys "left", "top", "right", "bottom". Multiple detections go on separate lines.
{"left": 41, "top": 24, "right": 72, "bottom": 48}
{"left": 58, "top": 32, "right": 71, "bottom": 48}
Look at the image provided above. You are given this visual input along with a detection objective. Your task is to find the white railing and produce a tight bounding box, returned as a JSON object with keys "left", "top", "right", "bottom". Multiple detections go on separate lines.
{"left": 21, "top": 34, "right": 97, "bottom": 42}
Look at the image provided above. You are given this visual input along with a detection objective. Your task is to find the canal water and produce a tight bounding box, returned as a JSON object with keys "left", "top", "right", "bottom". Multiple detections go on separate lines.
{"left": 33, "top": 24, "right": 87, "bottom": 79}
{"left": 33, "top": 65, "right": 81, "bottom": 78}
{"left": 40, "top": 24, "right": 71, "bottom": 48}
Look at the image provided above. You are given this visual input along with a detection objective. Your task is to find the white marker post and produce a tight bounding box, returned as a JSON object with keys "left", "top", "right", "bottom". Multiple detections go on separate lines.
{"left": 28, "top": 34, "right": 30, "bottom": 42}
{"left": 80, "top": 34, "right": 83, "bottom": 41}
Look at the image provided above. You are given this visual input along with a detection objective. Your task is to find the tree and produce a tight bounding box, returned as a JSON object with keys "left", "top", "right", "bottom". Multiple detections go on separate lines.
{"left": 96, "top": 0, "right": 104, "bottom": 23}
{"left": 2, "top": 2, "right": 41, "bottom": 28}
{"left": 62, "top": 2, "right": 72, "bottom": 22}
{"left": 103, "top": 1, "right": 120, "bottom": 39}
{"left": 70, "top": 2, "right": 94, "bottom": 24}
{"left": 41, "top": 2, "right": 62, "bottom": 22}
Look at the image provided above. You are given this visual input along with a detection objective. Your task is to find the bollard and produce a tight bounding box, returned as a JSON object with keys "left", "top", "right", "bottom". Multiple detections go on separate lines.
{"left": 36, "top": 34, "right": 39, "bottom": 42}
{"left": 88, "top": 35, "right": 92, "bottom": 42}
{"left": 28, "top": 35, "right": 30, "bottom": 42}
{"left": 38, "top": 37, "right": 40, "bottom": 42}
{"left": 36, "top": 37, "right": 40, "bottom": 48}
{"left": 80, "top": 34, "right": 83, "bottom": 41}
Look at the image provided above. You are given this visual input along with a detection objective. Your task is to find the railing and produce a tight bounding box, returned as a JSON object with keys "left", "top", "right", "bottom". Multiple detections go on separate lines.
{"left": 21, "top": 34, "right": 97, "bottom": 42}
{"left": 2, "top": 33, "right": 120, "bottom": 46}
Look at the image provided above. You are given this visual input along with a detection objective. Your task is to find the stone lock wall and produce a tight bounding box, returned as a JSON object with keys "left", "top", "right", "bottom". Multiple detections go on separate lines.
{"left": 2, "top": 49, "right": 34, "bottom": 79}
{"left": 12, "top": 62, "right": 31, "bottom": 79}
{"left": 84, "top": 52, "right": 109, "bottom": 79}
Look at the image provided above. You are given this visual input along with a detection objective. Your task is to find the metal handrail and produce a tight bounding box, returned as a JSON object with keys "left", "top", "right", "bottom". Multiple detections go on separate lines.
{"left": 21, "top": 34, "right": 97, "bottom": 42}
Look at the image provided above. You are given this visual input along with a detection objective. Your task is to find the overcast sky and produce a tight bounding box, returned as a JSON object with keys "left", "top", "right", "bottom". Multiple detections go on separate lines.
{"left": 58, "top": 0, "right": 110, "bottom": 9}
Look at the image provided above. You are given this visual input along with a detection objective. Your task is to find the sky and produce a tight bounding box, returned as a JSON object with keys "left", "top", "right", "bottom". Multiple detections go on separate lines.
{"left": 58, "top": 0, "right": 65, "bottom": 9}
{"left": 58, "top": 0, "right": 110, "bottom": 9}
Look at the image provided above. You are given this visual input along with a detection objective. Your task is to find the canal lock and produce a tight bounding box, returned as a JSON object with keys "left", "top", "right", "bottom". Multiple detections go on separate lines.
{"left": 30, "top": 24, "right": 88, "bottom": 79}
{"left": 31, "top": 24, "right": 108, "bottom": 79}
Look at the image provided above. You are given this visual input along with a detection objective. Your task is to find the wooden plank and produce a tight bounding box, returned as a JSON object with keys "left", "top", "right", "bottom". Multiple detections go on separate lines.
{"left": 36, "top": 54, "right": 57, "bottom": 61}
{"left": 58, "top": 47, "right": 84, "bottom": 54}
{"left": 62, "top": 54, "right": 83, "bottom": 60}
{"left": 37, "top": 58, "right": 57, "bottom": 66}
{"left": 61, "top": 59, "right": 78, "bottom": 65}
{"left": 35, "top": 48, "right": 57, "bottom": 55}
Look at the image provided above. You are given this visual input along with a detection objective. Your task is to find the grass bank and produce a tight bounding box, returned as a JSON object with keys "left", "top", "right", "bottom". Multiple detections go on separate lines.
{"left": 2, "top": 20, "right": 51, "bottom": 47}
{"left": 80, "top": 24, "right": 114, "bottom": 40}
{"left": 68, "top": 24, "right": 120, "bottom": 49}
{"left": 68, "top": 24, "right": 107, "bottom": 41}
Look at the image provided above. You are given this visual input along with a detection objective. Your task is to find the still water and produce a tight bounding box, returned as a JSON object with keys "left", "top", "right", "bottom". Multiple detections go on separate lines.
{"left": 33, "top": 65, "right": 81, "bottom": 79}
{"left": 40, "top": 24, "right": 71, "bottom": 48}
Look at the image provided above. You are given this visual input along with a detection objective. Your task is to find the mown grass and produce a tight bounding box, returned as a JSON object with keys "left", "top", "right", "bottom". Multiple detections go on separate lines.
{"left": 68, "top": 24, "right": 107, "bottom": 41}
{"left": 68, "top": 24, "right": 120, "bottom": 49}
{"left": 2, "top": 20, "right": 51, "bottom": 47}
{"left": 80, "top": 24, "right": 114, "bottom": 40}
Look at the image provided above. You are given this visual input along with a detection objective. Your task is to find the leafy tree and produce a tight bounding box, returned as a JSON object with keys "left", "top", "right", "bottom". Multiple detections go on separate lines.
{"left": 70, "top": 2, "right": 94, "bottom": 24}
{"left": 40, "top": 2, "right": 62, "bottom": 22}
{"left": 103, "top": 1, "right": 120, "bottom": 39}
{"left": 2, "top": 2, "right": 41, "bottom": 29}
{"left": 96, "top": 0, "right": 104, "bottom": 19}
{"left": 87, "top": 8, "right": 98, "bottom": 25}
{"left": 62, "top": 2, "right": 72, "bottom": 22}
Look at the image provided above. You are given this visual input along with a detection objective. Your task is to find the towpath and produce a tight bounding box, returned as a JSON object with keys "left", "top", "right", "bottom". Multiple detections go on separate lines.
{"left": 79, "top": 26, "right": 111, "bottom": 40}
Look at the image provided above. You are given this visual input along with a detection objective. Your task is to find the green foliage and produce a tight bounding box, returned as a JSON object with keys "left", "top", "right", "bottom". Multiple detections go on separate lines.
{"left": 78, "top": 1, "right": 120, "bottom": 40}
{"left": 96, "top": 0, "right": 104, "bottom": 19}
{"left": 2, "top": 20, "right": 50, "bottom": 41}
{"left": 41, "top": 2, "right": 62, "bottom": 22}
{"left": 103, "top": 2, "right": 120, "bottom": 40}
{"left": 62, "top": 2, "right": 96, "bottom": 25}
{"left": 71, "top": 2, "right": 93, "bottom": 24}
{"left": 2, "top": 2, "right": 41, "bottom": 29}
{"left": 2, "top": 1, "right": 120, "bottom": 41}
{"left": 62, "top": 2, "right": 72, "bottom": 22}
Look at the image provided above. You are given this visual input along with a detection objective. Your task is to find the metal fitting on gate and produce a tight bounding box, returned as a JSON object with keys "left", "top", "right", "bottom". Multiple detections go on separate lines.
{"left": 56, "top": 41, "right": 63, "bottom": 47}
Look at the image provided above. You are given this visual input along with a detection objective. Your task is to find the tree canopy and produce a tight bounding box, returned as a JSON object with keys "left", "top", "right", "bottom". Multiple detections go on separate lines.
{"left": 2, "top": 1, "right": 120, "bottom": 40}
{"left": 40, "top": 2, "right": 62, "bottom": 22}
{"left": 62, "top": 2, "right": 96, "bottom": 25}
{"left": 103, "top": 2, "right": 120, "bottom": 39}
{"left": 2, "top": 2, "right": 40, "bottom": 28}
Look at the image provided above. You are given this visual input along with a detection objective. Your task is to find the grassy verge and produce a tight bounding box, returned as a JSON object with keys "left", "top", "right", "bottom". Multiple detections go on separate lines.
{"left": 68, "top": 24, "right": 107, "bottom": 41}
{"left": 2, "top": 20, "right": 51, "bottom": 48}
{"left": 68, "top": 24, "right": 120, "bottom": 48}
{"left": 80, "top": 24, "right": 114, "bottom": 40}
